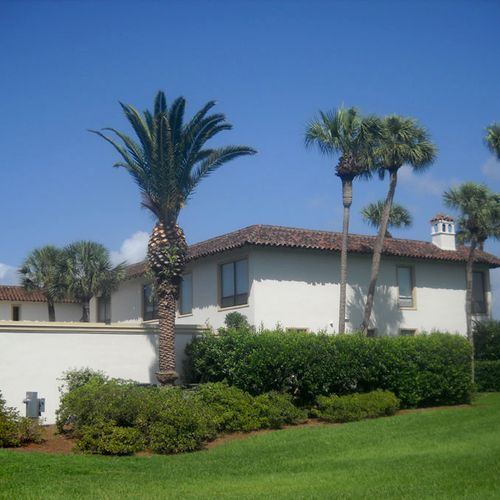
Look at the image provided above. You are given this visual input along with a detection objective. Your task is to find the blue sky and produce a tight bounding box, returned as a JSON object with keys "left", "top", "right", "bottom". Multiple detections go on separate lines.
{"left": 1, "top": 0, "right": 499, "bottom": 315}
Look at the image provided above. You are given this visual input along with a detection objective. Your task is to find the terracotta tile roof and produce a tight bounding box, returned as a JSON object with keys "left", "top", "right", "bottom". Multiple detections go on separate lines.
{"left": 126, "top": 224, "right": 500, "bottom": 279}
{"left": 0, "top": 286, "right": 78, "bottom": 303}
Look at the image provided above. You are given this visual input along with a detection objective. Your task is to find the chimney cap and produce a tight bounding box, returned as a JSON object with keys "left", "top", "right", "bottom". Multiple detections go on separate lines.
{"left": 430, "top": 213, "right": 455, "bottom": 223}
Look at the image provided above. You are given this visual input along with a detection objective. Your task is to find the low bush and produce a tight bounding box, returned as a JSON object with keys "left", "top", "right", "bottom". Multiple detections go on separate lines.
{"left": 77, "top": 421, "right": 145, "bottom": 455}
{"left": 254, "top": 391, "right": 307, "bottom": 428}
{"left": 0, "top": 391, "right": 43, "bottom": 448}
{"left": 59, "top": 367, "right": 108, "bottom": 395}
{"left": 314, "top": 390, "right": 400, "bottom": 423}
{"left": 185, "top": 330, "right": 472, "bottom": 408}
{"left": 476, "top": 360, "right": 500, "bottom": 392}
{"left": 474, "top": 321, "right": 500, "bottom": 361}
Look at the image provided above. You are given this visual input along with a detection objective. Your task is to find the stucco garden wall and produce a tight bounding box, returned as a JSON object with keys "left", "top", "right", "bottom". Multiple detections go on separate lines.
{"left": 0, "top": 301, "right": 81, "bottom": 322}
{"left": 0, "top": 322, "right": 203, "bottom": 424}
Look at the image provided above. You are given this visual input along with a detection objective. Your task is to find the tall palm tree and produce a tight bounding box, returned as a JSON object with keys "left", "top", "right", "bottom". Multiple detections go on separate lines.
{"left": 485, "top": 123, "right": 500, "bottom": 160}
{"left": 361, "top": 115, "right": 437, "bottom": 335}
{"left": 444, "top": 183, "right": 500, "bottom": 382}
{"left": 305, "top": 107, "right": 381, "bottom": 334}
{"left": 19, "top": 245, "right": 65, "bottom": 322}
{"left": 61, "top": 241, "right": 125, "bottom": 322}
{"left": 361, "top": 200, "right": 412, "bottom": 237}
{"left": 91, "top": 91, "right": 256, "bottom": 384}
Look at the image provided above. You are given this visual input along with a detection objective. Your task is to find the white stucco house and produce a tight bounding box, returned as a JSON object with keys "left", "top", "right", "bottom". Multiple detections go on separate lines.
{"left": 86, "top": 215, "right": 498, "bottom": 336}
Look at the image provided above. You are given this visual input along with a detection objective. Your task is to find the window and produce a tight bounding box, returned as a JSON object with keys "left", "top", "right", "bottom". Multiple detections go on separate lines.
{"left": 143, "top": 284, "right": 158, "bottom": 321}
{"left": 11, "top": 305, "right": 20, "bottom": 321}
{"left": 220, "top": 259, "right": 249, "bottom": 308}
{"left": 179, "top": 273, "right": 193, "bottom": 315}
{"left": 367, "top": 328, "right": 377, "bottom": 338}
{"left": 286, "top": 327, "right": 309, "bottom": 333}
{"left": 472, "top": 272, "right": 487, "bottom": 314}
{"left": 397, "top": 266, "right": 414, "bottom": 308}
{"left": 97, "top": 296, "right": 111, "bottom": 324}
{"left": 399, "top": 329, "right": 416, "bottom": 336}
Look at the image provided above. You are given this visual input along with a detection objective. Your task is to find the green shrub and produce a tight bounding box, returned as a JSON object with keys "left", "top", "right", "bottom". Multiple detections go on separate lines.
{"left": 56, "top": 378, "right": 153, "bottom": 435}
{"left": 185, "top": 330, "right": 472, "bottom": 408}
{"left": 474, "top": 321, "right": 500, "bottom": 361}
{"left": 136, "top": 387, "right": 217, "bottom": 454}
{"left": 59, "top": 368, "right": 108, "bottom": 396}
{"left": 0, "top": 391, "right": 44, "bottom": 448}
{"left": 77, "top": 421, "right": 145, "bottom": 455}
{"left": 224, "top": 311, "right": 251, "bottom": 330}
{"left": 254, "top": 391, "right": 307, "bottom": 428}
{"left": 315, "top": 390, "right": 400, "bottom": 423}
{"left": 476, "top": 360, "right": 500, "bottom": 392}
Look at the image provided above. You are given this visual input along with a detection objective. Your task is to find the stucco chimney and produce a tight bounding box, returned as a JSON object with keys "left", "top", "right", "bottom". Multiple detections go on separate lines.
{"left": 430, "top": 214, "right": 456, "bottom": 251}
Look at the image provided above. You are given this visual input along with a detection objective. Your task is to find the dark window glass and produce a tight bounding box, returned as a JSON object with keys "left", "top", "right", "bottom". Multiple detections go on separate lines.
{"left": 180, "top": 274, "right": 193, "bottom": 315}
{"left": 12, "top": 306, "right": 20, "bottom": 321}
{"left": 472, "top": 272, "right": 487, "bottom": 314}
{"left": 97, "top": 296, "right": 111, "bottom": 324}
{"left": 143, "top": 284, "right": 158, "bottom": 321}
{"left": 400, "top": 329, "right": 416, "bottom": 336}
{"left": 221, "top": 259, "right": 249, "bottom": 308}
{"left": 398, "top": 267, "right": 414, "bottom": 308}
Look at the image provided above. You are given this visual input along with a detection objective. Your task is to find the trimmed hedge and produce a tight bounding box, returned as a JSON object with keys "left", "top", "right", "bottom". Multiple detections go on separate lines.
{"left": 185, "top": 330, "right": 472, "bottom": 408}
{"left": 314, "top": 390, "right": 400, "bottom": 423}
{"left": 476, "top": 360, "right": 500, "bottom": 392}
{"left": 474, "top": 321, "right": 500, "bottom": 361}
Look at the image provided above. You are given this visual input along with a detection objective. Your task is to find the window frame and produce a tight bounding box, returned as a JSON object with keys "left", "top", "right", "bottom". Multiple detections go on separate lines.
{"left": 472, "top": 270, "right": 487, "bottom": 315}
{"left": 218, "top": 256, "right": 250, "bottom": 311}
{"left": 397, "top": 265, "right": 416, "bottom": 310}
{"left": 142, "top": 283, "right": 159, "bottom": 321}
{"left": 399, "top": 329, "right": 417, "bottom": 336}
{"left": 178, "top": 272, "right": 193, "bottom": 317}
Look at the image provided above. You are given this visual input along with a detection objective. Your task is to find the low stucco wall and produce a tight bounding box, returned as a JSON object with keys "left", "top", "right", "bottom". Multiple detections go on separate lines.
{"left": 0, "top": 321, "right": 203, "bottom": 424}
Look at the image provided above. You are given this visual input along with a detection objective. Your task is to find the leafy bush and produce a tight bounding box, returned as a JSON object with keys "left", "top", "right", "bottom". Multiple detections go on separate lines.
{"left": 77, "top": 421, "right": 145, "bottom": 455}
{"left": 0, "top": 391, "right": 43, "bottom": 448}
{"left": 314, "top": 390, "right": 400, "bottom": 423}
{"left": 59, "top": 368, "right": 108, "bottom": 396}
{"left": 136, "top": 387, "right": 217, "bottom": 454}
{"left": 185, "top": 330, "right": 472, "bottom": 408}
{"left": 56, "top": 378, "right": 152, "bottom": 435}
{"left": 254, "top": 391, "right": 307, "bottom": 428}
{"left": 474, "top": 321, "right": 500, "bottom": 361}
{"left": 224, "top": 311, "right": 251, "bottom": 330}
{"left": 476, "top": 360, "right": 500, "bottom": 392}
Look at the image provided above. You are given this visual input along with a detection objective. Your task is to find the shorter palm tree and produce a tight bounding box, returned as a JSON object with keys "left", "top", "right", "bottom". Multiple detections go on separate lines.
{"left": 19, "top": 246, "right": 65, "bottom": 322}
{"left": 361, "top": 201, "right": 412, "bottom": 237}
{"left": 443, "top": 182, "right": 500, "bottom": 382}
{"left": 486, "top": 123, "right": 500, "bottom": 159}
{"left": 60, "top": 241, "right": 125, "bottom": 322}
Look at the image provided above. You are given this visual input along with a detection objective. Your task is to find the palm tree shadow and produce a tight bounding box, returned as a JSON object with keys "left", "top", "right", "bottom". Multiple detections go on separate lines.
{"left": 347, "top": 284, "right": 403, "bottom": 335}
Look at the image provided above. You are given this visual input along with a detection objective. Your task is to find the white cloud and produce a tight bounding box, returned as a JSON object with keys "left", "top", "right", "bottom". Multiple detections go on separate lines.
{"left": 111, "top": 231, "right": 149, "bottom": 266}
{"left": 481, "top": 156, "right": 500, "bottom": 181}
{"left": 0, "top": 263, "right": 19, "bottom": 285}
{"left": 398, "top": 165, "right": 448, "bottom": 196}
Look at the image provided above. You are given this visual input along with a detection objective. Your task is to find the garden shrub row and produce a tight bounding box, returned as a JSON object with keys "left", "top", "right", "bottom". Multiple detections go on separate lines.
{"left": 185, "top": 329, "right": 472, "bottom": 408}
{"left": 313, "top": 390, "right": 400, "bottom": 423}
{"left": 475, "top": 360, "right": 500, "bottom": 392}
{"left": 0, "top": 391, "right": 43, "bottom": 448}
{"left": 56, "top": 371, "right": 307, "bottom": 455}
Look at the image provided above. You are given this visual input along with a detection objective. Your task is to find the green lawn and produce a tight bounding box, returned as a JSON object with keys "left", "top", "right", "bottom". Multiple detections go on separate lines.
{"left": 1, "top": 393, "right": 500, "bottom": 499}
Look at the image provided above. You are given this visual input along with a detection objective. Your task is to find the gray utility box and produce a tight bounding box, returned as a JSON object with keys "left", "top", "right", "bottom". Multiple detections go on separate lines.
{"left": 23, "top": 392, "right": 45, "bottom": 418}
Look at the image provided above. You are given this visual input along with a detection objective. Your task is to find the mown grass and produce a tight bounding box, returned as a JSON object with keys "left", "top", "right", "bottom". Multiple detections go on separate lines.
{"left": 1, "top": 393, "right": 500, "bottom": 499}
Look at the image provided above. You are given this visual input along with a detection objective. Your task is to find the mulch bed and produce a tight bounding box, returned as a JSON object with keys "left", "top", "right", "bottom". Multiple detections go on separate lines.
{"left": 8, "top": 404, "right": 469, "bottom": 456}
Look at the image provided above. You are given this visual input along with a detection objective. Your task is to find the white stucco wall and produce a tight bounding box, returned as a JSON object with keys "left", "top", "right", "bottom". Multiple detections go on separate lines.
{"left": 0, "top": 323, "right": 202, "bottom": 424}
{"left": 0, "top": 301, "right": 81, "bottom": 322}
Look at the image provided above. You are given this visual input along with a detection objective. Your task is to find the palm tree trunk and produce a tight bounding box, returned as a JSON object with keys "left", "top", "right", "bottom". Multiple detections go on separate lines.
{"left": 361, "top": 169, "right": 398, "bottom": 335}
{"left": 338, "top": 177, "right": 353, "bottom": 334}
{"left": 80, "top": 300, "right": 90, "bottom": 322}
{"left": 47, "top": 299, "right": 56, "bottom": 322}
{"left": 156, "top": 291, "right": 178, "bottom": 384}
{"left": 465, "top": 239, "right": 477, "bottom": 384}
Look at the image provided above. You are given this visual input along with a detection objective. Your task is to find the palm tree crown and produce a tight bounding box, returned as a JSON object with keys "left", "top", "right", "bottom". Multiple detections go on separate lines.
{"left": 90, "top": 92, "right": 256, "bottom": 225}
{"left": 19, "top": 245, "right": 65, "bottom": 321}
{"left": 305, "top": 107, "right": 381, "bottom": 179}
{"left": 361, "top": 201, "right": 412, "bottom": 236}
{"left": 485, "top": 123, "right": 500, "bottom": 160}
